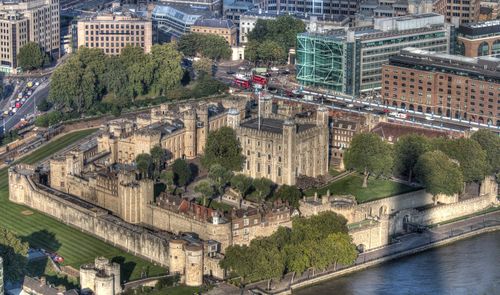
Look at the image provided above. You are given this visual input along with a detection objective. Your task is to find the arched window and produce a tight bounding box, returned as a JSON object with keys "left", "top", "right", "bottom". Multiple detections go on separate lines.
{"left": 477, "top": 42, "right": 489, "bottom": 56}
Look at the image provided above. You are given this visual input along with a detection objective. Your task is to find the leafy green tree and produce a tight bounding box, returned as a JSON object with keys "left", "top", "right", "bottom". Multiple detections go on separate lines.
{"left": 344, "top": 133, "right": 393, "bottom": 188}
{"left": 17, "top": 42, "right": 46, "bottom": 70}
{"left": 202, "top": 127, "right": 245, "bottom": 171}
{"left": 191, "top": 72, "right": 228, "bottom": 97}
{"left": 247, "top": 19, "right": 270, "bottom": 43}
{"left": 172, "top": 158, "right": 191, "bottom": 188}
{"left": 273, "top": 185, "right": 302, "bottom": 209}
{"left": 136, "top": 153, "right": 153, "bottom": 178}
{"left": 393, "top": 134, "right": 432, "bottom": 182}
{"left": 258, "top": 40, "right": 287, "bottom": 64}
{"left": 37, "top": 98, "right": 51, "bottom": 112}
{"left": 0, "top": 226, "right": 29, "bottom": 282}
{"left": 160, "top": 170, "right": 175, "bottom": 191}
{"left": 199, "top": 34, "right": 232, "bottom": 60}
{"left": 325, "top": 232, "right": 358, "bottom": 270}
{"left": 177, "top": 33, "right": 199, "bottom": 57}
{"left": 244, "top": 40, "right": 260, "bottom": 63}
{"left": 435, "top": 138, "right": 488, "bottom": 183}
{"left": 150, "top": 145, "right": 165, "bottom": 178}
{"left": 193, "top": 57, "right": 213, "bottom": 75}
{"left": 471, "top": 129, "right": 500, "bottom": 175}
{"left": 220, "top": 245, "right": 255, "bottom": 282}
{"left": 250, "top": 178, "right": 274, "bottom": 201}
{"left": 208, "top": 164, "right": 233, "bottom": 195}
{"left": 230, "top": 174, "right": 253, "bottom": 198}
{"left": 415, "top": 150, "right": 463, "bottom": 197}
{"left": 150, "top": 44, "right": 183, "bottom": 96}
{"left": 194, "top": 180, "right": 215, "bottom": 206}
{"left": 103, "top": 56, "right": 129, "bottom": 101}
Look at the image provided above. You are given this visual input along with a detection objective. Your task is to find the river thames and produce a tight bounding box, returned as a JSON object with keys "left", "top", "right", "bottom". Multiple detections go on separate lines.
{"left": 295, "top": 231, "right": 499, "bottom": 295}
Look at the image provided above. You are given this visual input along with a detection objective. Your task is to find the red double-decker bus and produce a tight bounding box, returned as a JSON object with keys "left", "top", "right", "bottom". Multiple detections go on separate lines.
{"left": 233, "top": 76, "right": 251, "bottom": 89}
{"left": 252, "top": 74, "right": 268, "bottom": 85}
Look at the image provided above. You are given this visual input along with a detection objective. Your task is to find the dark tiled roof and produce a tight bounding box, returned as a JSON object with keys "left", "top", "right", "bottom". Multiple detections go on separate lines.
{"left": 193, "top": 18, "right": 235, "bottom": 29}
{"left": 23, "top": 276, "right": 78, "bottom": 295}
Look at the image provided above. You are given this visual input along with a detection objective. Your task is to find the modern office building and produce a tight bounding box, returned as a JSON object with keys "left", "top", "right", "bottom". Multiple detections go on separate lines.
{"left": 433, "top": 0, "right": 480, "bottom": 24}
{"left": 158, "top": 0, "right": 222, "bottom": 15}
{"left": 239, "top": 10, "right": 349, "bottom": 44}
{"left": 222, "top": 0, "right": 254, "bottom": 27}
{"left": 0, "top": 0, "right": 60, "bottom": 73}
{"left": 152, "top": 4, "right": 214, "bottom": 40}
{"left": 381, "top": 47, "right": 500, "bottom": 126}
{"left": 296, "top": 13, "right": 452, "bottom": 96}
{"left": 76, "top": 5, "right": 153, "bottom": 55}
{"left": 456, "top": 20, "right": 500, "bottom": 57}
{"left": 254, "top": 0, "right": 359, "bottom": 17}
{"left": 191, "top": 19, "right": 238, "bottom": 46}
{"left": 355, "top": 0, "right": 433, "bottom": 25}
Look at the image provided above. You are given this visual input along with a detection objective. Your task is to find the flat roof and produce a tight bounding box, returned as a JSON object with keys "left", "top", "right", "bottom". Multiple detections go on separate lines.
{"left": 240, "top": 118, "right": 316, "bottom": 134}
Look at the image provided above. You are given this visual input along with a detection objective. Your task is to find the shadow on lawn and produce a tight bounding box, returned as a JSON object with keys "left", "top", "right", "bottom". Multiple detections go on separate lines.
{"left": 112, "top": 256, "right": 138, "bottom": 282}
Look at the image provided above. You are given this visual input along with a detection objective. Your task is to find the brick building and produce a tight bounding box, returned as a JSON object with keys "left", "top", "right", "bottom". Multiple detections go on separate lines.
{"left": 456, "top": 20, "right": 500, "bottom": 57}
{"left": 382, "top": 47, "right": 500, "bottom": 126}
{"left": 433, "top": 0, "right": 480, "bottom": 24}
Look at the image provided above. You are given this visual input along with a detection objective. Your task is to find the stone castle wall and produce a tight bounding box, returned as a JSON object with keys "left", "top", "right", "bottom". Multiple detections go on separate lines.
{"left": 9, "top": 167, "right": 170, "bottom": 267}
{"left": 350, "top": 218, "right": 390, "bottom": 250}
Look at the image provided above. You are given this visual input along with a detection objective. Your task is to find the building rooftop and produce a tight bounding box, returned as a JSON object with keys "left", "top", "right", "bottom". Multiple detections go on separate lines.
{"left": 390, "top": 47, "right": 500, "bottom": 82}
{"left": 152, "top": 4, "right": 214, "bottom": 23}
{"left": 193, "top": 18, "right": 235, "bottom": 29}
{"left": 458, "top": 20, "right": 500, "bottom": 37}
{"left": 241, "top": 9, "right": 349, "bottom": 23}
{"left": 240, "top": 118, "right": 316, "bottom": 134}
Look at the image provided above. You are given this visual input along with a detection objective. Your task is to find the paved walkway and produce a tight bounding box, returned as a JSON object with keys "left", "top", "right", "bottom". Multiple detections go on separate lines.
{"left": 207, "top": 210, "right": 500, "bottom": 295}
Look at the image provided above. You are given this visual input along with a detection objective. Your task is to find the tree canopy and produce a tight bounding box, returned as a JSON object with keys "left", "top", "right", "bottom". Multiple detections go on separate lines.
{"left": 471, "top": 129, "right": 500, "bottom": 176}
{"left": 434, "top": 138, "right": 488, "bottom": 183}
{"left": 344, "top": 133, "right": 393, "bottom": 187}
{"left": 393, "top": 134, "right": 432, "bottom": 182}
{"left": 177, "top": 33, "right": 231, "bottom": 60}
{"left": 230, "top": 174, "right": 253, "bottom": 198}
{"left": 202, "top": 127, "right": 245, "bottom": 171}
{"left": 17, "top": 42, "right": 48, "bottom": 70}
{"left": 49, "top": 44, "right": 183, "bottom": 112}
{"left": 220, "top": 212, "right": 356, "bottom": 283}
{"left": 136, "top": 153, "right": 153, "bottom": 178}
{"left": 172, "top": 159, "right": 192, "bottom": 187}
{"left": 208, "top": 164, "right": 233, "bottom": 195}
{"left": 415, "top": 150, "right": 463, "bottom": 196}
{"left": 273, "top": 185, "right": 302, "bottom": 209}
{"left": 245, "top": 40, "right": 287, "bottom": 65}
{"left": 0, "top": 226, "right": 29, "bottom": 282}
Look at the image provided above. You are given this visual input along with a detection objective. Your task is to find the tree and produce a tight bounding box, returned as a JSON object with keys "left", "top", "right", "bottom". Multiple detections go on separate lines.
{"left": 193, "top": 57, "right": 213, "bottom": 76}
{"left": 37, "top": 98, "right": 51, "bottom": 112}
{"left": 393, "top": 134, "right": 432, "bottom": 182}
{"left": 195, "top": 180, "right": 215, "bottom": 206}
{"left": 202, "top": 127, "right": 245, "bottom": 171}
{"left": 17, "top": 42, "right": 46, "bottom": 70}
{"left": 150, "top": 44, "right": 184, "bottom": 96}
{"left": 103, "top": 56, "right": 129, "bottom": 101}
{"left": 172, "top": 158, "right": 191, "bottom": 187}
{"left": 325, "top": 232, "right": 358, "bottom": 270}
{"left": 244, "top": 41, "right": 260, "bottom": 64}
{"left": 273, "top": 185, "right": 302, "bottom": 209}
{"left": 258, "top": 40, "right": 287, "bottom": 64}
{"left": 230, "top": 174, "right": 253, "bottom": 198}
{"left": 0, "top": 226, "right": 29, "bottom": 282}
{"left": 435, "top": 138, "right": 488, "bottom": 183}
{"left": 471, "top": 129, "right": 500, "bottom": 176}
{"left": 251, "top": 178, "right": 274, "bottom": 202}
{"left": 150, "top": 145, "right": 165, "bottom": 178}
{"left": 191, "top": 73, "right": 228, "bottom": 97}
{"left": 177, "top": 33, "right": 199, "bottom": 57}
{"left": 136, "top": 153, "right": 153, "bottom": 178}
{"left": 208, "top": 164, "right": 233, "bottom": 195}
{"left": 160, "top": 170, "right": 175, "bottom": 192}
{"left": 415, "top": 150, "right": 463, "bottom": 197}
{"left": 344, "top": 133, "right": 393, "bottom": 188}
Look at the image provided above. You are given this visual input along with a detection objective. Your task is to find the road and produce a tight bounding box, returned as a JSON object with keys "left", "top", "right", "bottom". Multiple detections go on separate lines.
{"left": 0, "top": 80, "right": 50, "bottom": 135}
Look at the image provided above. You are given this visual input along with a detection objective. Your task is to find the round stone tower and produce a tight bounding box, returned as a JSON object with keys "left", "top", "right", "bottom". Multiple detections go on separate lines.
{"left": 94, "top": 273, "right": 114, "bottom": 295}
{"left": 104, "top": 262, "right": 121, "bottom": 294}
{"left": 79, "top": 265, "right": 97, "bottom": 291}
{"left": 227, "top": 108, "right": 241, "bottom": 129}
{"left": 183, "top": 109, "right": 197, "bottom": 159}
{"left": 184, "top": 245, "right": 203, "bottom": 287}
{"left": 169, "top": 239, "right": 187, "bottom": 275}
{"left": 94, "top": 257, "right": 110, "bottom": 270}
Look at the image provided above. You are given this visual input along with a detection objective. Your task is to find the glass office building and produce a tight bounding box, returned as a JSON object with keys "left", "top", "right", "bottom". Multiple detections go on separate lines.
{"left": 296, "top": 13, "right": 452, "bottom": 96}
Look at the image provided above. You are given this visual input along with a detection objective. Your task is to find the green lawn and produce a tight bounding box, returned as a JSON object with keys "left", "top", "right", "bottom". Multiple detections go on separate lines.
{"left": 0, "top": 129, "right": 166, "bottom": 282}
{"left": 305, "top": 174, "right": 420, "bottom": 203}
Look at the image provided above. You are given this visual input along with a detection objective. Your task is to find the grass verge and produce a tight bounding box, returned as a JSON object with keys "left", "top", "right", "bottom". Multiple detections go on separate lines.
{"left": 305, "top": 174, "right": 420, "bottom": 203}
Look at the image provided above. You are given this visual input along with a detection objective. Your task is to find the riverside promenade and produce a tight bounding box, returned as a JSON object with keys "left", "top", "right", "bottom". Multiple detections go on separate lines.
{"left": 207, "top": 209, "right": 500, "bottom": 295}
